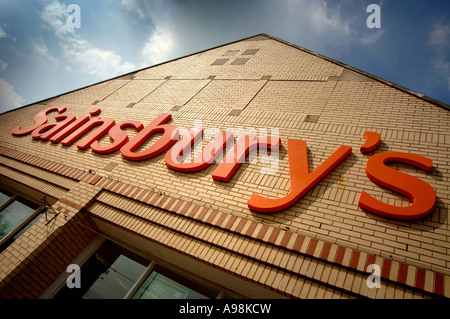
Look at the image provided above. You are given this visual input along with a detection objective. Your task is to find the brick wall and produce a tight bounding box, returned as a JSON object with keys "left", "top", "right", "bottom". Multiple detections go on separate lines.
{"left": 0, "top": 34, "right": 448, "bottom": 298}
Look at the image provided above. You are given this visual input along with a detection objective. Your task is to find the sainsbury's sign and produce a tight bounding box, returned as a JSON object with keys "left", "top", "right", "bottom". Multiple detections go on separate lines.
{"left": 11, "top": 106, "right": 437, "bottom": 220}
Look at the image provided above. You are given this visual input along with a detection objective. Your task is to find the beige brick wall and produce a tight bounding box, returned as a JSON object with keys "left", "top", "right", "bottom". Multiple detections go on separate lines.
{"left": 0, "top": 35, "right": 448, "bottom": 298}
{"left": 0, "top": 180, "right": 99, "bottom": 298}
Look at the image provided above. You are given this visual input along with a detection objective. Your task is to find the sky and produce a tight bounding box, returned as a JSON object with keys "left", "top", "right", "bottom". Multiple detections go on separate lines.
{"left": 0, "top": 0, "right": 449, "bottom": 114}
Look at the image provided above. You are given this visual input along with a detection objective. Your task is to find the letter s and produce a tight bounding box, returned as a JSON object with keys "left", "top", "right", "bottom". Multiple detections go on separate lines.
{"left": 12, "top": 106, "right": 66, "bottom": 136}
{"left": 359, "top": 152, "right": 436, "bottom": 220}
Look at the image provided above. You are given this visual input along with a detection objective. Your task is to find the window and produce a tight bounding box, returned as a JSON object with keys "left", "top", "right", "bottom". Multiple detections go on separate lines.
{"left": 54, "top": 240, "right": 150, "bottom": 299}
{"left": 0, "top": 188, "right": 42, "bottom": 252}
{"left": 132, "top": 264, "right": 218, "bottom": 299}
{"left": 0, "top": 189, "right": 11, "bottom": 206}
{"left": 54, "top": 239, "right": 228, "bottom": 299}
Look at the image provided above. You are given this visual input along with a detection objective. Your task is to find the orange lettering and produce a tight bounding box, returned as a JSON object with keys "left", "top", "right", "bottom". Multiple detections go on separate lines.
{"left": 212, "top": 135, "right": 281, "bottom": 182}
{"left": 61, "top": 117, "right": 116, "bottom": 149}
{"left": 358, "top": 152, "right": 436, "bottom": 220}
{"left": 49, "top": 116, "right": 90, "bottom": 143}
{"left": 165, "top": 129, "right": 233, "bottom": 172}
{"left": 91, "top": 120, "right": 144, "bottom": 154}
{"left": 248, "top": 139, "right": 352, "bottom": 213}
{"left": 121, "top": 114, "right": 179, "bottom": 161}
{"left": 31, "top": 113, "right": 76, "bottom": 141}
{"left": 12, "top": 106, "right": 66, "bottom": 136}
{"left": 360, "top": 131, "right": 381, "bottom": 153}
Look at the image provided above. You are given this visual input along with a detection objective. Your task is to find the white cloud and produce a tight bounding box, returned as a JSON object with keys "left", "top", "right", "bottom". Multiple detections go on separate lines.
{"left": 32, "top": 39, "right": 59, "bottom": 66}
{"left": 0, "top": 25, "right": 16, "bottom": 42}
{"left": 0, "top": 78, "right": 24, "bottom": 113}
{"left": 41, "top": 1, "right": 136, "bottom": 80}
{"left": 121, "top": 0, "right": 146, "bottom": 19}
{"left": 283, "top": 0, "right": 352, "bottom": 36}
{"left": 121, "top": 0, "right": 166, "bottom": 20}
{"left": 121, "top": 0, "right": 176, "bottom": 66}
{"left": 0, "top": 59, "right": 7, "bottom": 71}
{"left": 140, "top": 27, "right": 175, "bottom": 67}
{"left": 277, "top": 0, "right": 385, "bottom": 54}
{"left": 361, "top": 29, "right": 384, "bottom": 45}
{"left": 308, "top": 2, "right": 352, "bottom": 35}
{"left": 429, "top": 23, "right": 450, "bottom": 47}
{"left": 429, "top": 23, "right": 450, "bottom": 90}
{"left": 0, "top": 26, "right": 7, "bottom": 38}
{"left": 41, "top": 1, "right": 75, "bottom": 38}
{"left": 64, "top": 38, "right": 136, "bottom": 78}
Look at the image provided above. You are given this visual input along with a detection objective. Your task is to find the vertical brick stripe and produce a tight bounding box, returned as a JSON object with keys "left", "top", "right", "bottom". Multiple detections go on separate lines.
{"left": 73, "top": 170, "right": 85, "bottom": 180}
{"left": 95, "top": 176, "right": 108, "bottom": 188}
{"left": 306, "top": 238, "right": 318, "bottom": 256}
{"left": 120, "top": 184, "right": 131, "bottom": 196}
{"left": 188, "top": 204, "right": 200, "bottom": 218}
{"left": 108, "top": 180, "right": 120, "bottom": 191}
{"left": 142, "top": 191, "right": 155, "bottom": 204}
{"left": 215, "top": 212, "right": 227, "bottom": 227}
{"left": 381, "top": 259, "right": 391, "bottom": 279}
{"left": 398, "top": 263, "right": 408, "bottom": 284}
{"left": 234, "top": 219, "right": 247, "bottom": 234}
{"left": 136, "top": 189, "right": 148, "bottom": 202}
{"left": 67, "top": 168, "right": 80, "bottom": 179}
{"left": 225, "top": 215, "right": 237, "bottom": 229}
{"left": 267, "top": 228, "right": 279, "bottom": 244}
{"left": 206, "top": 210, "right": 218, "bottom": 223}
{"left": 334, "top": 246, "right": 346, "bottom": 265}
{"left": 150, "top": 194, "right": 161, "bottom": 205}
{"left": 47, "top": 162, "right": 58, "bottom": 172}
{"left": 169, "top": 200, "right": 182, "bottom": 213}
{"left": 434, "top": 273, "right": 444, "bottom": 296}
{"left": 280, "top": 231, "right": 292, "bottom": 248}
{"left": 178, "top": 202, "right": 191, "bottom": 215}
{"left": 196, "top": 207, "right": 209, "bottom": 221}
{"left": 293, "top": 235, "right": 305, "bottom": 251}
{"left": 415, "top": 268, "right": 425, "bottom": 290}
{"left": 245, "top": 221, "right": 258, "bottom": 237}
{"left": 349, "top": 251, "right": 360, "bottom": 269}
{"left": 101, "top": 178, "right": 115, "bottom": 190}
{"left": 257, "top": 225, "right": 269, "bottom": 241}
{"left": 158, "top": 195, "right": 169, "bottom": 207}
{"left": 320, "top": 242, "right": 331, "bottom": 260}
{"left": 130, "top": 187, "right": 142, "bottom": 198}
{"left": 366, "top": 255, "right": 376, "bottom": 272}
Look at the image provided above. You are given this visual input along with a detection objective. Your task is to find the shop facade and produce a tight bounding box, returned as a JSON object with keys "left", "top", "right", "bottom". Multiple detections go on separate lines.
{"left": 0, "top": 34, "right": 449, "bottom": 299}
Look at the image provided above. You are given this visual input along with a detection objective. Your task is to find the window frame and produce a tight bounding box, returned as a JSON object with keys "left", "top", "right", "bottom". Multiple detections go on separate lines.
{"left": 47, "top": 237, "right": 240, "bottom": 299}
{"left": 0, "top": 191, "right": 44, "bottom": 251}
{"left": 127, "top": 262, "right": 221, "bottom": 299}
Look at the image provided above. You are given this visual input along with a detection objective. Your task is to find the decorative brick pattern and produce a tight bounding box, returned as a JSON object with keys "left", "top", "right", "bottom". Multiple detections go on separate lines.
{"left": 91, "top": 177, "right": 448, "bottom": 298}
{"left": 0, "top": 34, "right": 448, "bottom": 299}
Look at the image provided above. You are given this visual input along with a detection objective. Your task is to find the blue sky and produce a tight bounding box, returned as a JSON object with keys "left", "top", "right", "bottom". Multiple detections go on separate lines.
{"left": 0, "top": 0, "right": 449, "bottom": 113}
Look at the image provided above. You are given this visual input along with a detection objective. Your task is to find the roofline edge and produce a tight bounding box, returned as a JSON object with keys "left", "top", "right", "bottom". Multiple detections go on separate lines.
{"left": 260, "top": 33, "right": 450, "bottom": 112}
{"left": 2, "top": 33, "right": 448, "bottom": 115}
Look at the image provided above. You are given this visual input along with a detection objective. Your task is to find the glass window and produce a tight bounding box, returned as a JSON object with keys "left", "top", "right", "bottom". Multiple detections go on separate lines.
{"left": 12, "top": 213, "right": 42, "bottom": 240}
{"left": 0, "top": 197, "right": 39, "bottom": 241}
{"left": 132, "top": 264, "right": 218, "bottom": 299}
{"left": 0, "top": 189, "right": 13, "bottom": 207}
{"left": 54, "top": 240, "right": 224, "bottom": 299}
{"left": 55, "top": 240, "right": 150, "bottom": 299}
